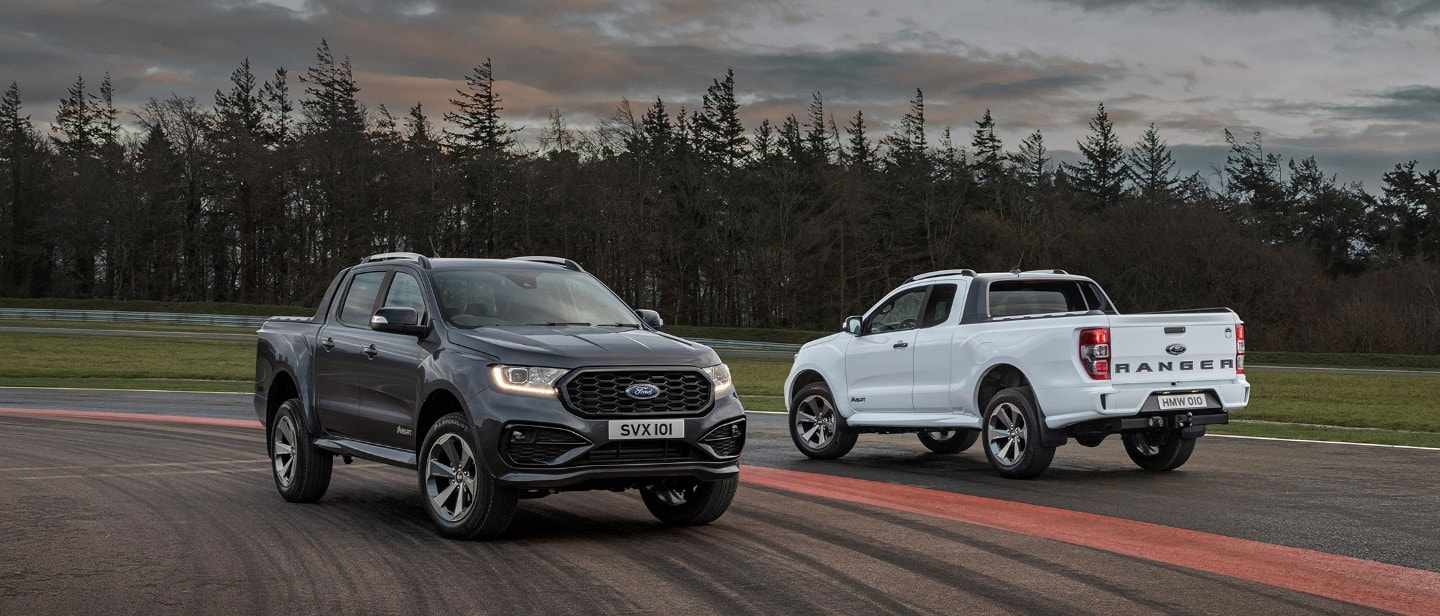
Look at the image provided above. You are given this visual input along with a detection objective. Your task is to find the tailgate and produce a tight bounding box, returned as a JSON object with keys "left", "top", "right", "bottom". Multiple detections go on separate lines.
{"left": 1108, "top": 311, "right": 1241, "bottom": 384}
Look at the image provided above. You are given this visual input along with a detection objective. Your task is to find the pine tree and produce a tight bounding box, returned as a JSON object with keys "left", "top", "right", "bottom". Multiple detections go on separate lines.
{"left": 970, "top": 108, "right": 1004, "bottom": 185}
{"left": 52, "top": 75, "right": 97, "bottom": 162}
{"left": 803, "top": 92, "right": 832, "bottom": 163}
{"left": 1011, "top": 129, "right": 1049, "bottom": 188}
{"left": 695, "top": 68, "right": 746, "bottom": 166}
{"left": 751, "top": 119, "right": 776, "bottom": 162}
{"left": 260, "top": 67, "right": 293, "bottom": 145}
{"left": 1065, "top": 103, "right": 1127, "bottom": 211}
{"left": 843, "top": 110, "right": 876, "bottom": 171}
{"left": 300, "top": 40, "right": 365, "bottom": 142}
{"left": 445, "top": 58, "right": 517, "bottom": 156}
{"left": 883, "top": 89, "right": 926, "bottom": 168}
{"left": 0, "top": 82, "right": 54, "bottom": 295}
{"left": 1126, "top": 123, "right": 1178, "bottom": 201}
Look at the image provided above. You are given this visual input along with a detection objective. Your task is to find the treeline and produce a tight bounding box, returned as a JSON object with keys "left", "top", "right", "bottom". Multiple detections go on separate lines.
{"left": 2, "top": 41, "right": 1439, "bottom": 353}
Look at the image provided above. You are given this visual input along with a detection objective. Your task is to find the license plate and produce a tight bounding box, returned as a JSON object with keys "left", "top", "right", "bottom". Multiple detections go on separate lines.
{"left": 1157, "top": 394, "right": 1209, "bottom": 410}
{"left": 608, "top": 419, "right": 685, "bottom": 440}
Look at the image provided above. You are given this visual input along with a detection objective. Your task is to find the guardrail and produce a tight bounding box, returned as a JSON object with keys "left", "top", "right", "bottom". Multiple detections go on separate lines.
{"left": 0, "top": 308, "right": 269, "bottom": 328}
{"left": 686, "top": 338, "right": 801, "bottom": 353}
{"left": 0, "top": 308, "right": 806, "bottom": 352}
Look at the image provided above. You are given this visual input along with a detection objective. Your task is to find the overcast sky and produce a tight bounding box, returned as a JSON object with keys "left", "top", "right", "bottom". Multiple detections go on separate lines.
{"left": 5, "top": 0, "right": 1439, "bottom": 190}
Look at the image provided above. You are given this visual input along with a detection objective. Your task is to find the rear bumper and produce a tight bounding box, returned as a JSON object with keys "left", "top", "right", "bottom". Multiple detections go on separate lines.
{"left": 1037, "top": 378, "right": 1249, "bottom": 430}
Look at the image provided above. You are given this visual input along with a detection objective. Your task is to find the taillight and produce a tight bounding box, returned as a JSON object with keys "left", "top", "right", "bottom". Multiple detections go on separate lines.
{"left": 1080, "top": 328, "right": 1110, "bottom": 380}
{"left": 1236, "top": 324, "right": 1246, "bottom": 375}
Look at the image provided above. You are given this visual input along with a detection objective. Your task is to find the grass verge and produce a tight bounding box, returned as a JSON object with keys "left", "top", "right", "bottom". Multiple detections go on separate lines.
{"left": 1, "top": 330, "right": 1436, "bottom": 447}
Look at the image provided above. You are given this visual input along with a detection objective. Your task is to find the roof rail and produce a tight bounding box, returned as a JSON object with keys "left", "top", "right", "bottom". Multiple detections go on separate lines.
{"left": 508, "top": 256, "right": 585, "bottom": 272}
{"left": 904, "top": 269, "right": 977, "bottom": 284}
{"left": 361, "top": 252, "right": 432, "bottom": 269}
{"left": 1023, "top": 269, "right": 1068, "bottom": 275}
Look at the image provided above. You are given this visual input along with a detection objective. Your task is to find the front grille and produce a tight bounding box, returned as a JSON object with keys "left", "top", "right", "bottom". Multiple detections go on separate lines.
{"left": 502, "top": 426, "right": 589, "bottom": 466}
{"left": 561, "top": 369, "right": 712, "bottom": 418}
{"left": 576, "top": 440, "right": 700, "bottom": 464}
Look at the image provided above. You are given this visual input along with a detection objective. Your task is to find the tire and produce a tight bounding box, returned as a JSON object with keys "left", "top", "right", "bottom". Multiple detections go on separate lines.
{"left": 418, "top": 413, "right": 518, "bottom": 540}
{"left": 917, "top": 429, "right": 979, "bottom": 454}
{"left": 641, "top": 477, "right": 738, "bottom": 525}
{"left": 981, "top": 388, "right": 1056, "bottom": 479}
{"left": 269, "top": 398, "right": 332, "bottom": 503}
{"left": 789, "top": 382, "right": 859, "bottom": 460}
{"left": 1122, "top": 429, "right": 1196, "bottom": 471}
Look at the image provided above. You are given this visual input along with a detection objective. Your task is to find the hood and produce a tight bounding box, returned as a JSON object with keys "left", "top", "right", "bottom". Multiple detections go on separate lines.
{"left": 446, "top": 325, "right": 722, "bottom": 368}
{"left": 801, "top": 332, "right": 844, "bottom": 349}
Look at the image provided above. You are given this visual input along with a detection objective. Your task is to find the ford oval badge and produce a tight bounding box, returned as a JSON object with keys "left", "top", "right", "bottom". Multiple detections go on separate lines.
{"left": 626, "top": 384, "right": 662, "bottom": 400}
{"left": 1165, "top": 344, "right": 1187, "bottom": 356}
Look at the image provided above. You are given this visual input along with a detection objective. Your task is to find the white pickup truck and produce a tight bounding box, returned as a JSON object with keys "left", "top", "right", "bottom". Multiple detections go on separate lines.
{"left": 784, "top": 269, "right": 1249, "bottom": 478}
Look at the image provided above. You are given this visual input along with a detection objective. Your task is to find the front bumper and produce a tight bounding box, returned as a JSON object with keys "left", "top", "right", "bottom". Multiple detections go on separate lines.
{"left": 466, "top": 387, "right": 746, "bottom": 491}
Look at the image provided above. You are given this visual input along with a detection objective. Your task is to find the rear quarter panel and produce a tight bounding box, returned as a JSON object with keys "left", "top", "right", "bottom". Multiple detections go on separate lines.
{"left": 254, "top": 318, "right": 323, "bottom": 429}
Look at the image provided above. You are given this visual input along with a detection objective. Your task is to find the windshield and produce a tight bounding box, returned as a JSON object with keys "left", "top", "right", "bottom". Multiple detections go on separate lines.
{"left": 431, "top": 267, "right": 642, "bottom": 329}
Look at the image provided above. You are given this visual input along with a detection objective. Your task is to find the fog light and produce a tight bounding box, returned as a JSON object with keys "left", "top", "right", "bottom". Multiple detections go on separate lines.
{"left": 510, "top": 429, "right": 536, "bottom": 444}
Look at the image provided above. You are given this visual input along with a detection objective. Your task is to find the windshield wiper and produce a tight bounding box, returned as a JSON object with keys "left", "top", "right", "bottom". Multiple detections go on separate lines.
{"left": 525, "top": 322, "right": 592, "bottom": 326}
{"left": 597, "top": 323, "right": 642, "bottom": 328}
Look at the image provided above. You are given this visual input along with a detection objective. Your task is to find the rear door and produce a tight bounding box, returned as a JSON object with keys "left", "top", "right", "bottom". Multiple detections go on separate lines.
{"left": 314, "top": 270, "right": 386, "bottom": 437}
{"left": 912, "top": 283, "right": 964, "bottom": 413}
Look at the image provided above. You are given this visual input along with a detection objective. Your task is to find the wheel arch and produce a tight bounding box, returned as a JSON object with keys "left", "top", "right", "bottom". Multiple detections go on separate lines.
{"left": 266, "top": 369, "right": 306, "bottom": 432}
{"left": 976, "top": 363, "right": 1068, "bottom": 448}
{"left": 975, "top": 363, "right": 1032, "bottom": 413}
{"left": 415, "top": 384, "right": 467, "bottom": 453}
{"left": 786, "top": 369, "right": 829, "bottom": 410}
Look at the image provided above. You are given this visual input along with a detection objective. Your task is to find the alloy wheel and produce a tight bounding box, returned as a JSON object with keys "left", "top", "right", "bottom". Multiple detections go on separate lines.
{"left": 986, "top": 402, "right": 1027, "bottom": 467}
{"left": 272, "top": 415, "right": 298, "bottom": 488}
{"left": 426, "top": 433, "right": 479, "bottom": 522}
{"left": 795, "top": 394, "right": 838, "bottom": 449}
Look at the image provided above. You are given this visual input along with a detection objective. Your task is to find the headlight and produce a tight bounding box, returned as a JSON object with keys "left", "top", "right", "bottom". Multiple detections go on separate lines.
{"left": 703, "top": 363, "right": 733, "bottom": 397}
{"left": 490, "top": 365, "right": 569, "bottom": 397}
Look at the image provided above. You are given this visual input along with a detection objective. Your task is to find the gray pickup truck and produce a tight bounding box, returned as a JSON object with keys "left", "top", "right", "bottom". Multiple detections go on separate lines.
{"left": 254, "top": 253, "right": 745, "bottom": 539}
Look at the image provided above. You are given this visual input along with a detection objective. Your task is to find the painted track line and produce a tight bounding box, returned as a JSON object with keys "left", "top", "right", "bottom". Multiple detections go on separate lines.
{"left": 5, "top": 406, "right": 1437, "bottom": 614}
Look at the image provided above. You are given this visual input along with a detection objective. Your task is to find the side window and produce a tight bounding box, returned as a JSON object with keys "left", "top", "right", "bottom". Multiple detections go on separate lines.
{"left": 922, "top": 284, "right": 957, "bottom": 328}
{"left": 382, "top": 272, "right": 427, "bottom": 318}
{"left": 338, "top": 272, "right": 385, "bottom": 326}
{"left": 865, "top": 286, "right": 928, "bottom": 334}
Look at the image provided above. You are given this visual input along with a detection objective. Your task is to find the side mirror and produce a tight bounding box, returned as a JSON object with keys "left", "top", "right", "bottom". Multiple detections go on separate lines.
{"left": 636, "top": 309, "right": 664, "bottom": 329}
{"left": 844, "top": 316, "right": 863, "bottom": 336}
{"left": 371, "top": 307, "right": 429, "bottom": 337}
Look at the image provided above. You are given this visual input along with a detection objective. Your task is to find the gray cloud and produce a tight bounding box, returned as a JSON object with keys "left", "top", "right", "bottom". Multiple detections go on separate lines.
{"left": 1035, "top": 0, "right": 1440, "bottom": 22}
{"left": 1330, "top": 86, "right": 1440, "bottom": 123}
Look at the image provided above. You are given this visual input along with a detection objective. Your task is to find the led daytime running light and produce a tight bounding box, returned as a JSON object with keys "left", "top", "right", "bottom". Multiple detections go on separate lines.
{"left": 490, "top": 365, "right": 568, "bottom": 397}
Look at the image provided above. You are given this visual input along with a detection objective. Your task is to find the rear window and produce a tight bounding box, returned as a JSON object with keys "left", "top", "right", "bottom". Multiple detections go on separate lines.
{"left": 988, "top": 280, "right": 1100, "bottom": 318}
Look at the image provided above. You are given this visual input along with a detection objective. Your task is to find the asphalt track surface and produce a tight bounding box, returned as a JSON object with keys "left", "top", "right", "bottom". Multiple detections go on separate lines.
{"left": 2, "top": 389, "right": 1438, "bottom": 615}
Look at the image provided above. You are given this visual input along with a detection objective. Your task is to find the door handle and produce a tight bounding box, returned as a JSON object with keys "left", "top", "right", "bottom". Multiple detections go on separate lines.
{"left": 363, "top": 344, "right": 379, "bottom": 359}
{"left": 893, "top": 341, "right": 910, "bottom": 349}
{"left": 321, "top": 337, "right": 335, "bottom": 351}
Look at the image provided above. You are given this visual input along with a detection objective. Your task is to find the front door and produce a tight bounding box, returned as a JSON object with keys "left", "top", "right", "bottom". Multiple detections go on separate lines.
{"left": 843, "top": 285, "right": 928, "bottom": 413}
{"left": 353, "top": 271, "right": 431, "bottom": 450}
